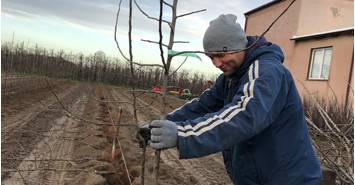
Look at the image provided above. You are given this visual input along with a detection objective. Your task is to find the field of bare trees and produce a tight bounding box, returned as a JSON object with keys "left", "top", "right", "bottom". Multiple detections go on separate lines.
{"left": 1, "top": 74, "right": 235, "bottom": 185}
{"left": 2, "top": 43, "right": 353, "bottom": 185}
{"left": 1, "top": 42, "right": 215, "bottom": 97}
{"left": 1, "top": 0, "right": 353, "bottom": 183}
{"left": 1, "top": 39, "right": 233, "bottom": 184}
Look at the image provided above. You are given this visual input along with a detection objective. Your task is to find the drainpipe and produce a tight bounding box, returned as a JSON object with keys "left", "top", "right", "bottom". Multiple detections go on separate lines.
{"left": 345, "top": 45, "right": 354, "bottom": 108}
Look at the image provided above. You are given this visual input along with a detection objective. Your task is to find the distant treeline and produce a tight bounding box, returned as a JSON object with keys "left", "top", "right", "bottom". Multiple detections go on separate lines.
{"left": 1, "top": 42, "right": 218, "bottom": 95}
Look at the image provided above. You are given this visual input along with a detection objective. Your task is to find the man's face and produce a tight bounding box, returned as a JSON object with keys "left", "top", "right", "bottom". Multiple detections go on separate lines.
{"left": 206, "top": 51, "right": 246, "bottom": 75}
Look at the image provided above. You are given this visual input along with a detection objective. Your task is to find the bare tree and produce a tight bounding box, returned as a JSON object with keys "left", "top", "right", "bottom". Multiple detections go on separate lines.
{"left": 114, "top": 0, "right": 205, "bottom": 184}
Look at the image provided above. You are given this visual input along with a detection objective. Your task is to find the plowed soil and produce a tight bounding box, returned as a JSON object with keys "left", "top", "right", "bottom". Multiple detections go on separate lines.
{"left": 1, "top": 77, "right": 232, "bottom": 185}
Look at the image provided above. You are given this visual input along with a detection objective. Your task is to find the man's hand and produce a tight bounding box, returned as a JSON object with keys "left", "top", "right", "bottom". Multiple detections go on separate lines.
{"left": 150, "top": 120, "right": 178, "bottom": 150}
{"left": 136, "top": 124, "right": 151, "bottom": 148}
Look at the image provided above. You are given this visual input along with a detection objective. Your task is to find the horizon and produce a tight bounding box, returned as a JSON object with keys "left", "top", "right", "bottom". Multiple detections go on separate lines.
{"left": 1, "top": 0, "right": 273, "bottom": 76}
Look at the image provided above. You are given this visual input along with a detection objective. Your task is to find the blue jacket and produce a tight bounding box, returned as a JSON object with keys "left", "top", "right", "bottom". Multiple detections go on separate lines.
{"left": 166, "top": 36, "right": 322, "bottom": 185}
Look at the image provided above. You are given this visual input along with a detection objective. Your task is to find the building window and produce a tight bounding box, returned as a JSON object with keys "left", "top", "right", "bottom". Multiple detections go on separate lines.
{"left": 309, "top": 47, "right": 332, "bottom": 80}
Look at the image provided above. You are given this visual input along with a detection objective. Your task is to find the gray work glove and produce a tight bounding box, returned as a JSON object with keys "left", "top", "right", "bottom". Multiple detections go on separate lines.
{"left": 150, "top": 120, "right": 178, "bottom": 150}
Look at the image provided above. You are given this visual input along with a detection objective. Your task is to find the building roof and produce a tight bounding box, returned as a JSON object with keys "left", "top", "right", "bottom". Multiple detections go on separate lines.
{"left": 244, "top": 0, "right": 284, "bottom": 16}
{"left": 291, "top": 27, "right": 354, "bottom": 41}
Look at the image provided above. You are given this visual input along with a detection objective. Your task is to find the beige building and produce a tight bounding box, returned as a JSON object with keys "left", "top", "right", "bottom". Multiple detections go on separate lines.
{"left": 244, "top": 0, "right": 354, "bottom": 107}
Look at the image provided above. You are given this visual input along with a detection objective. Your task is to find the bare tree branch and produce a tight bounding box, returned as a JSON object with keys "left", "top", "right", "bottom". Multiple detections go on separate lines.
{"left": 141, "top": 39, "right": 189, "bottom": 47}
{"left": 177, "top": 9, "right": 206, "bottom": 18}
{"left": 299, "top": 79, "right": 354, "bottom": 184}
{"left": 163, "top": 1, "right": 173, "bottom": 8}
{"left": 174, "top": 41, "right": 190, "bottom": 44}
{"left": 133, "top": 0, "right": 171, "bottom": 26}
{"left": 158, "top": 0, "right": 168, "bottom": 74}
{"left": 141, "top": 39, "right": 168, "bottom": 48}
{"left": 169, "top": 57, "right": 188, "bottom": 79}
{"left": 114, "top": 0, "right": 130, "bottom": 61}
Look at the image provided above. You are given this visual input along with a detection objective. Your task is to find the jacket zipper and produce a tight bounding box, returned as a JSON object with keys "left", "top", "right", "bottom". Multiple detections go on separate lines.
{"left": 227, "top": 78, "right": 233, "bottom": 102}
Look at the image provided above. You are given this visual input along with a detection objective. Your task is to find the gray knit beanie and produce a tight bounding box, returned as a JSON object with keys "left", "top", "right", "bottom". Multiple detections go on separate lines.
{"left": 203, "top": 14, "right": 248, "bottom": 52}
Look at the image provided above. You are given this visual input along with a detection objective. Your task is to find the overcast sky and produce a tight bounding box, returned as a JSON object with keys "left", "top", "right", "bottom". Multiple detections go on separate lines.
{"left": 2, "top": 0, "right": 272, "bottom": 75}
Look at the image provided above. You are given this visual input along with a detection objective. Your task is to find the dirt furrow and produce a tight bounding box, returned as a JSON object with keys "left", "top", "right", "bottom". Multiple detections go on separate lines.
{"left": 1, "top": 83, "right": 86, "bottom": 182}
{"left": 44, "top": 93, "right": 89, "bottom": 185}
{"left": 1, "top": 83, "right": 79, "bottom": 138}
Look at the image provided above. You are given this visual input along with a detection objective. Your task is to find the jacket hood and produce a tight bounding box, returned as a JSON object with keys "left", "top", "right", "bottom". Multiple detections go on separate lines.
{"left": 245, "top": 36, "right": 284, "bottom": 64}
{"left": 227, "top": 36, "right": 284, "bottom": 79}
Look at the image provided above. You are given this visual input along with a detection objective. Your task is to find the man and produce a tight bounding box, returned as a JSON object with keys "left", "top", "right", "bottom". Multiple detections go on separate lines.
{"left": 139, "top": 14, "right": 323, "bottom": 185}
